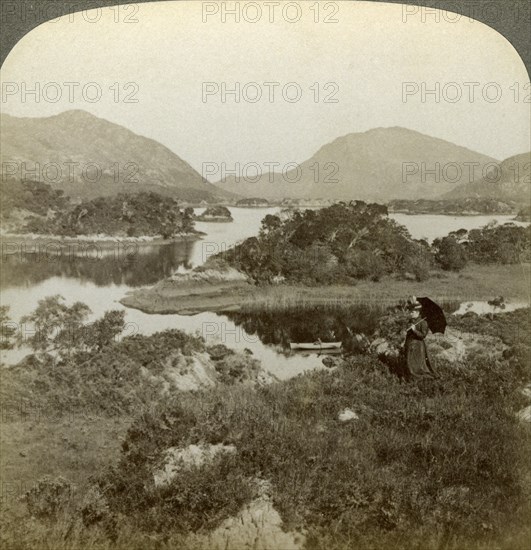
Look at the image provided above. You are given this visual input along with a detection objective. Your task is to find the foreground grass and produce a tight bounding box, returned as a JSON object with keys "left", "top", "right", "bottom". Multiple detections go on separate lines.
{"left": 11, "top": 360, "right": 526, "bottom": 548}
{"left": 0, "top": 417, "right": 131, "bottom": 548}
{"left": 245, "top": 263, "right": 531, "bottom": 311}
{"left": 1, "top": 309, "right": 530, "bottom": 549}
{"left": 121, "top": 263, "right": 530, "bottom": 315}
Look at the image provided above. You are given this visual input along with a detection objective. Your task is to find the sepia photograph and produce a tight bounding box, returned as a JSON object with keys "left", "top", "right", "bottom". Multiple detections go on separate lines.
{"left": 0, "top": 1, "right": 530, "bottom": 548}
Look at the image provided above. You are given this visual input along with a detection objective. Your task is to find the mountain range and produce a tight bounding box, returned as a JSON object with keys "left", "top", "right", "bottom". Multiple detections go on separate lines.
{"left": 444, "top": 152, "right": 530, "bottom": 203}
{"left": 214, "top": 127, "right": 500, "bottom": 201}
{"left": 1, "top": 110, "right": 527, "bottom": 204}
{"left": 0, "top": 110, "right": 231, "bottom": 202}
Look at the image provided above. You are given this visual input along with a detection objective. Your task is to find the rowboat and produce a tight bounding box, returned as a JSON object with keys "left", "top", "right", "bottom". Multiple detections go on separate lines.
{"left": 290, "top": 342, "right": 342, "bottom": 351}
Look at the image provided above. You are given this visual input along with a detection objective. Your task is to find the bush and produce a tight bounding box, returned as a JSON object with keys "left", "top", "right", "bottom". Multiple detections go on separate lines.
{"left": 221, "top": 202, "right": 431, "bottom": 284}
{"left": 24, "top": 477, "right": 74, "bottom": 522}
{"left": 94, "top": 348, "right": 529, "bottom": 549}
{"left": 433, "top": 235, "right": 468, "bottom": 271}
{"left": 18, "top": 191, "right": 196, "bottom": 238}
{"left": 467, "top": 223, "right": 530, "bottom": 264}
{"left": 345, "top": 249, "right": 387, "bottom": 281}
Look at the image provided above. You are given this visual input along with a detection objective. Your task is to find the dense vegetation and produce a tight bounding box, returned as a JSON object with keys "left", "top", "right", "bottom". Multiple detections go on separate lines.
{"left": 95, "top": 350, "right": 528, "bottom": 549}
{"left": 433, "top": 223, "right": 530, "bottom": 271}
{"left": 214, "top": 203, "right": 530, "bottom": 281}
{"left": 23, "top": 192, "right": 196, "bottom": 238}
{"left": 2, "top": 297, "right": 530, "bottom": 549}
{"left": 195, "top": 205, "right": 233, "bottom": 221}
{"left": 0, "top": 179, "right": 70, "bottom": 220}
{"left": 388, "top": 198, "right": 516, "bottom": 215}
{"left": 235, "top": 197, "right": 270, "bottom": 206}
{"left": 0, "top": 297, "right": 262, "bottom": 417}
{"left": 219, "top": 202, "right": 433, "bottom": 283}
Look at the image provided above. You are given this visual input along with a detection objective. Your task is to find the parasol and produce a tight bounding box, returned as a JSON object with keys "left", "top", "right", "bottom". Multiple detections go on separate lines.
{"left": 416, "top": 297, "right": 447, "bottom": 334}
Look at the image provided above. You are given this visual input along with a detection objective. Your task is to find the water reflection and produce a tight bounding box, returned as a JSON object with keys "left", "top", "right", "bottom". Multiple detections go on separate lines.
{"left": 1, "top": 240, "right": 195, "bottom": 289}
{"left": 224, "top": 305, "right": 384, "bottom": 354}
{"left": 1, "top": 207, "right": 283, "bottom": 289}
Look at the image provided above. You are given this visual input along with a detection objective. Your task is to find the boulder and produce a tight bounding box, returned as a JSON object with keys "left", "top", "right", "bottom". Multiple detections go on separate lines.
{"left": 517, "top": 405, "right": 531, "bottom": 423}
{"left": 338, "top": 408, "right": 359, "bottom": 422}
{"left": 521, "top": 385, "right": 531, "bottom": 401}
{"left": 153, "top": 444, "right": 237, "bottom": 487}
{"left": 184, "top": 480, "right": 305, "bottom": 550}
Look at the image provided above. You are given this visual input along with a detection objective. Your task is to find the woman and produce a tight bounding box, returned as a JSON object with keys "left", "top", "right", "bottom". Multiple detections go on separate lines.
{"left": 404, "top": 300, "right": 436, "bottom": 379}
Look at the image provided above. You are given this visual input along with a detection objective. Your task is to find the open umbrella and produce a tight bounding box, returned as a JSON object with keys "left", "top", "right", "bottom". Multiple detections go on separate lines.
{"left": 417, "top": 297, "right": 447, "bottom": 334}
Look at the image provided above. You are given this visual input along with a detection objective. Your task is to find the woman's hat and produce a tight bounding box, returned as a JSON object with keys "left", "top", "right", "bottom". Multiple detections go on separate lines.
{"left": 406, "top": 295, "right": 422, "bottom": 310}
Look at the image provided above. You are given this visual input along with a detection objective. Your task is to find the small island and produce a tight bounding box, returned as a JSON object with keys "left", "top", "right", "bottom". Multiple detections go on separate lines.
{"left": 0, "top": 180, "right": 201, "bottom": 244}
{"left": 195, "top": 205, "right": 234, "bottom": 222}
{"left": 388, "top": 197, "right": 517, "bottom": 216}
{"left": 122, "top": 201, "right": 531, "bottom": 315}
{"left": 235, "top": 197, "right": 270, "bottom": 207}
{"left": 514, "top": 206, "right": 531, "bottom": 222}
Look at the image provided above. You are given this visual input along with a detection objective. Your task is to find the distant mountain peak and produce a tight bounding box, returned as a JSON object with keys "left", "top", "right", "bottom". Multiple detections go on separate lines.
{"left": 54, "top": 109, "right": 100, "bottom": 119}
{"left": 444, "top": 151, "right": 530, "bottom": 203}
{"left": 215, "top": 127, "right": 498, "bottom": 201}
{"left": 0, "top": 111, "right": 233, "bottom": 202}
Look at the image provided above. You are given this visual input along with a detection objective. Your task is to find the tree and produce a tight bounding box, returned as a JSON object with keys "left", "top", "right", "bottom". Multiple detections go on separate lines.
{"left": 182, "top": 207, "right": 195, "bottom": 233}
{"left": 220, "top": 201, "right": 440, "bottom": 284}
{"left": 82, "top": 310, "right": 126, "bottom": 352}
{"left": 19, "top": 295, "right": 92, "bottom": 359}
{"left": 1, "top": 306, "right": 16, "bottom": 350}
{"left": 433, "top": 235, "right": 468, "bottom": 271}
{"left": 259, "top": 214, "right": 281, "bottom": 236}
{"left": 18, "top": 297, "right": 127, "bottom": 361}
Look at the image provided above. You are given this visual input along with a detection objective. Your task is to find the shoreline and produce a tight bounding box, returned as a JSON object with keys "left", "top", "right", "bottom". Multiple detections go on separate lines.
{"left": 120, "top": 263, "right": 531, "bottom": 316}
{"left": 0, "top": 231, "right": 204, "bottom": 250}
{"left": 195, "top": 217, "right": 233, "bottom": 223}
{"left": 388, "top": 210, "right": 518, "bottom": 217}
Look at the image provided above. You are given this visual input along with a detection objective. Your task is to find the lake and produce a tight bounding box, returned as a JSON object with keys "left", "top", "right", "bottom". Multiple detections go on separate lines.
{"left": 1, "top": 208, "right": 527, "bottom": 375}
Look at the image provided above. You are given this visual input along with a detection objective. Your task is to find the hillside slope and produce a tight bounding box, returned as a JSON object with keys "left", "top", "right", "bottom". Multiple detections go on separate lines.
{"left": 444, "top": 152, "right": 530, "bottom": 203}
{"left": 0, "top": 110, "right": 232, "bottom": 202}
{"left": 214, "top": 127, "right": 497, "bottom": 201}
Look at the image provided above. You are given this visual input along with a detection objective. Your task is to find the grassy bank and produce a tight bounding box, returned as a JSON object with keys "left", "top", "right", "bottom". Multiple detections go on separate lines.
{"left": 121, "top": 263, "right": 530, "bottom": 315}
{"left": 4, "top": 347, "right": 529, "bottom": 549}
{"left": 1, "top": 307, "right": 530, "bottom": 549}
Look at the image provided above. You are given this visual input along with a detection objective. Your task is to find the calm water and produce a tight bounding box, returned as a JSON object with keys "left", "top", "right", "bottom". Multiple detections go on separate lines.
{"left": 389, "top": 213, "right": 526, "bottom": 242}
{"left": 1, "top": 209, "right": 527, "bottom": 374}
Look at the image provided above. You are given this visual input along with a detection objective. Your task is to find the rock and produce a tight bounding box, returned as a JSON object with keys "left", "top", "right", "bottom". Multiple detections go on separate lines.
{"left": 338, "top": 408, "right": 359, "bottom": 422}
{"left": 140, "top": 348, "right": 275, "bottom": 393}
{"left": 517, "top": 405, "right": 531, "bottom": 423}
{"left": 162, "top": 352, "right": 219, "bottom": 392}
{"left": 521, "top": 385, "right": 531, "bottom": 401}
{"left": 153, "top": 444, "right": 237, "bottom": 487}
{"left": 184, "top": 479, "right": 305, "bottom": 550}
{"left": 322, "top": 356, "right": 340, "bottom": 368}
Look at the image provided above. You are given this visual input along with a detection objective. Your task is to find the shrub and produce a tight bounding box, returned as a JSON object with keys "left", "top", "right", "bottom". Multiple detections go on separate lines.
{"left": 24, "top": 477, "right": 74, "bottom": 522}
{"left": 433, "top": 235, "right": 468, "bottom": 271}
{"left": 93, "top": 347, "right": 529, "bottom": 549}
{"left": 467, "top": 223, "right": 530, "bottom": 264}
{"left": 221, "top": 202, "right": 431, "bottom": 284}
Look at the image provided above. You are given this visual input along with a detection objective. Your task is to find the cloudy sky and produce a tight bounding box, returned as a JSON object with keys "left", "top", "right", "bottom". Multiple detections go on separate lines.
{"left": 1, "top": 1, "right": 529, "bottom": 176}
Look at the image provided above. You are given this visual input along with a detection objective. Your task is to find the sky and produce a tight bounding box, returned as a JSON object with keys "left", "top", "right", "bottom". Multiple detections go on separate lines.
{"left": 1, "top": 1, "right": 530, "bottom": 178}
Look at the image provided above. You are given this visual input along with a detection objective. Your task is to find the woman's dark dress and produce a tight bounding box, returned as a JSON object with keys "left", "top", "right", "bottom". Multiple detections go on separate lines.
{"left": 404, "top": 318, "right": 435, "bottom": 378}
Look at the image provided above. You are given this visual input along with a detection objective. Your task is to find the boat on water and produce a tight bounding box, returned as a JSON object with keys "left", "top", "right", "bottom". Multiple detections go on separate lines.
{"left": 290, "top": 342, "right": 342, "bottom": 351}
